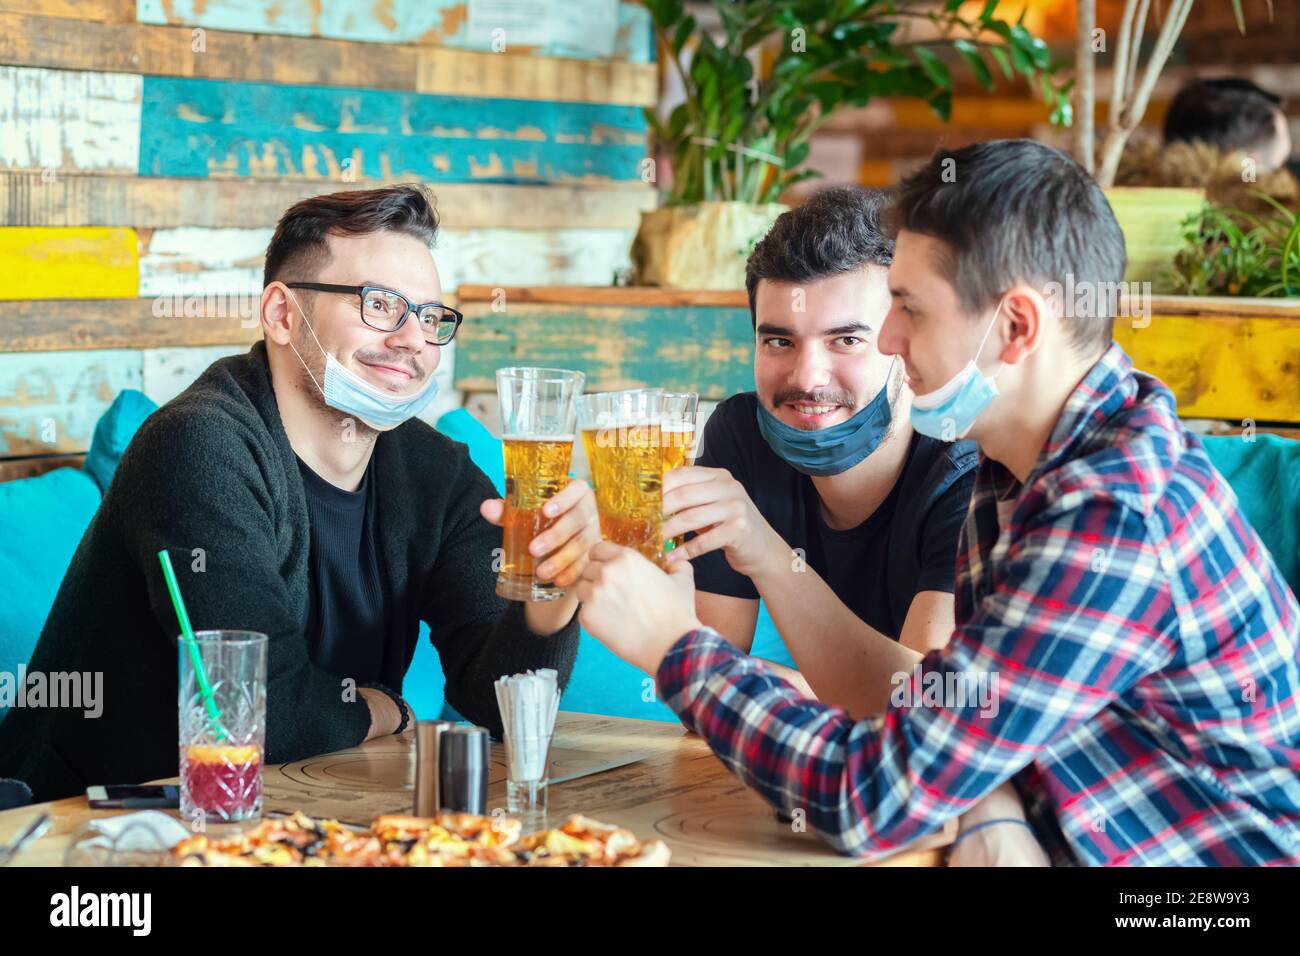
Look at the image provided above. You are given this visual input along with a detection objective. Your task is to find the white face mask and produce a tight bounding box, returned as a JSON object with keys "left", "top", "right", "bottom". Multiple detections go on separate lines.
{"left": 284, "top": 288, "right": 440, "bottom": 432}
{"left": 909, "top": 297, "right": 1006, "bottom": 442}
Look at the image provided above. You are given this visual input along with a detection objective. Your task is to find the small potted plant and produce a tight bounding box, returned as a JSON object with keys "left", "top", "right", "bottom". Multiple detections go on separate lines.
{"left": 633, "top": 0, "right": 1071, "bottom": 289}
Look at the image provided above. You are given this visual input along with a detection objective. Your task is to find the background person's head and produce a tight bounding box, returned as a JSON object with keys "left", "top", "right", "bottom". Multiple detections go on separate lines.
{"left": 879, "top": 139, "right": 1126, "bottom": 444}
{"left": 1163, "top": 77, "right": 1291, "bottom": 171}
{"left": 745, "top": 185, "right": 899, "bottom": 434}
{"left": 259, "top": 184, "right": 444, "bottom": 427}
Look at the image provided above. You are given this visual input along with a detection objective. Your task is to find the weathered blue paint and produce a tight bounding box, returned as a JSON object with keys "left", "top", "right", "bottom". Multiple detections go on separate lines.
{"left": 0, "top": 349, "right": 144, "bottom": 455}
{"left": 454, "top": 304, "right": 757, "bottom": 400}
{"left": 136, "top": 0, "right": 654, "bottom": 62}
{"left": 139, "top": 76, "right": 648, "bottom": 183}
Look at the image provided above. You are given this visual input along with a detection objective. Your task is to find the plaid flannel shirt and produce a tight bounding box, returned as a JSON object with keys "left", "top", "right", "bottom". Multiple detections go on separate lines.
{"left": 657, "top": 343, "right": 1300, "bottom": 865}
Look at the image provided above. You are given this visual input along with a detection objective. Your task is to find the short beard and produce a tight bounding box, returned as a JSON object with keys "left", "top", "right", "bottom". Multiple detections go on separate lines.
{"left": 879, "top": 357, "right": 905, "bottom": 446}
{"left": 292, "top": 318, "right": 378, "bottom": 439}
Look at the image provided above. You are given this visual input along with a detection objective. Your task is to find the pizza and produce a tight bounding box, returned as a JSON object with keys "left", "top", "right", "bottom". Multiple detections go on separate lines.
{"left": 514, "top": 814, "right": 671, "bottom": 867}
{"left": 172, "top": 810, "right": 669, "bottom": 867}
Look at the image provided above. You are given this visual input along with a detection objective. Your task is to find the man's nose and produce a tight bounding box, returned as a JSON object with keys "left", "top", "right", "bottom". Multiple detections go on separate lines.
{"left": 387, "top": 307, "right": 430, "bottom": 354}
{"left": 789, "top": 345, "right": 832, "bottom": 390}
{"left": 878, "top": 306, "right": 904, "bottom": 358}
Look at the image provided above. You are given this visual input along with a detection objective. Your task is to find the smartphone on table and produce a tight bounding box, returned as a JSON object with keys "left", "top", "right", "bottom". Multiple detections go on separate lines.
{"left": 86, "top": 784, "right": 180, "bottom": 809}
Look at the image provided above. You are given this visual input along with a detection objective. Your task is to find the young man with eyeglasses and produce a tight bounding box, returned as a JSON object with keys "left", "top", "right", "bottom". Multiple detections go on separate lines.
{"left": 0, "top": 185, "right": 597, "bottom": 801}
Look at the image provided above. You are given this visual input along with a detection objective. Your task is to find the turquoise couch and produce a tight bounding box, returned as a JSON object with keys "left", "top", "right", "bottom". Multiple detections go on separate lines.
{"left": 3, "top": 390, "right": 1296, "bottom": 726}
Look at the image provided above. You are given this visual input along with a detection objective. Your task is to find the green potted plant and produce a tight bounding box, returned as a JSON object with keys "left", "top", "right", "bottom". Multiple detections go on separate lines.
{"left": 1168, "top": 196, "right": 1300, "bottom": 297}
{"left": 633, "top": 0, "right": 1072, "bottom": 289}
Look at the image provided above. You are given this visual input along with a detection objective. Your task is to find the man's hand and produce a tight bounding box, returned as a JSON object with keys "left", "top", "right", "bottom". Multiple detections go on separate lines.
{"left": 660, "top": 466, "right": 784, "bottom": 578}
{"left": 575, "top": 542, "right": 701, "bottom": 675}
{"left": 480, "top": 479, "right": 601, "bottom": 589}
{"left": 948, "top": 780, "right": 1050, "bottom": 867}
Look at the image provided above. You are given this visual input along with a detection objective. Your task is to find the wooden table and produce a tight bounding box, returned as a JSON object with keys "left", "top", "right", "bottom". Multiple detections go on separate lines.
{"left": 0, "top": 712, "right": 952, "bottom": 866}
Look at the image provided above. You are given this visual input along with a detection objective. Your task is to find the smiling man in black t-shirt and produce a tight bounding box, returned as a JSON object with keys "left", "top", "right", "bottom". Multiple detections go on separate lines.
{"left": 662, "top": 186, "right": 977, "bottom": 710}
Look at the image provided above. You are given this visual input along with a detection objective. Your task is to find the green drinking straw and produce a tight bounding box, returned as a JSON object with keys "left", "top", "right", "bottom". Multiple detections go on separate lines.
{"left": 157, "top": 549, "right": 226, "bottom": 742}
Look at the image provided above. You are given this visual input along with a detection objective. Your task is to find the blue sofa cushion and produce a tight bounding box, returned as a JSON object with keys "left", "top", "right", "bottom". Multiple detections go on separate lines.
{"left": 1202, "top": 434, "right": 1300, "bottom": 595}
{"left": 436, "top": 406, "right": 505, "bottom": 495}
{"left": 83, "top": 388, "right": 158, "bottom": 495}
{"left": 0, "top": 466, "right": 103, "bottom": 719}
{"left": 403, "top": 408, "right": 507, "bottom": 722}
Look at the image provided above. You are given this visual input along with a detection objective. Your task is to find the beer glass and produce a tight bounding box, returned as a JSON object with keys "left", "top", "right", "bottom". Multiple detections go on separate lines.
{"left": 495, "top": 367, "right": 584, "bottom": 602}
{"left": 579, "top": 389, "right": 668, "bottom": 567}
{"left": 659, "top": 391, "right": 699, "bottom": 555}
{"left": 659, "top": 391, "right": 699, "bottom": 473}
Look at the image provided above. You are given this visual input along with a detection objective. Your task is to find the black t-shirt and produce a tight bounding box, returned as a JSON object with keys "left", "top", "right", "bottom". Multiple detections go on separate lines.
{"left": 297, "top": 455, "right": 389, "bottom": 683}
{"left": 691, "top": 393, "right": 979, "bottom": 640}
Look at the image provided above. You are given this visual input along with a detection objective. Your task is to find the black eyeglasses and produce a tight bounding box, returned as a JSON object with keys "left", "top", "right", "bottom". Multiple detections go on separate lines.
{"left": 286, "top": 282, "right": 463, "bottom": 346}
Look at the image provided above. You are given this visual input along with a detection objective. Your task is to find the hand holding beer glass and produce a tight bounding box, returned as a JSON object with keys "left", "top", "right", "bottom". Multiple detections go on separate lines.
{"left": 493, "top": 367, "right": 585, "bottom": 602}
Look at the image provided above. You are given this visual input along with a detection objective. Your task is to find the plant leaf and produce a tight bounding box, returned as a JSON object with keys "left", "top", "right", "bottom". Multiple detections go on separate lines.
{"left": 953, "top": 39, "right": 993, "bottom": 91}
{"left": 912, "top": 46, "right": 952, "bottom": 90}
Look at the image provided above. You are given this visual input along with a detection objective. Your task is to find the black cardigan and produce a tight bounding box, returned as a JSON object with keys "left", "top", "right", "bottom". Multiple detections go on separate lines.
{"left": 0, "top": 341, "right": 578, "bottom": 801}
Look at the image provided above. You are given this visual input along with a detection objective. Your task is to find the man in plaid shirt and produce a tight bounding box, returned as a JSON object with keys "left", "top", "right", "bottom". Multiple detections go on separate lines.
{"left": 575, "top": 139, "right": 1300, "bottom": 866}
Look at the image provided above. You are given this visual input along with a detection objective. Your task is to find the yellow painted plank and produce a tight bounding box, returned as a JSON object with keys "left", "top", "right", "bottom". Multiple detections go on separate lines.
{"left": 1115, "top": 312, "right": 1300, "bottom": 423}
{"left": 0, "top": 227, "right": 138, "bottom": 300}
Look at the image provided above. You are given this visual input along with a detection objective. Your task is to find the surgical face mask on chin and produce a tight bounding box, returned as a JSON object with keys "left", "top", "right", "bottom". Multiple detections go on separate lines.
{"left": 284, "top": 288, "right": 439, "bottom": 432}
{"left": 755, "top": 357, "right": 898, "bottom": 477}
{"left": 909, "top": 297, "right": 1006, "bottom": 442}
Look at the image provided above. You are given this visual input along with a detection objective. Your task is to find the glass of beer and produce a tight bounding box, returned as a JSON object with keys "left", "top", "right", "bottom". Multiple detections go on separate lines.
{"left": 659, "top": 391, "right": 699, "bottom": 555}
{"left": 659, "top": 391, "right": 699, "bottom": 473}
{"left": 495, "top": 367, "right": 584, "bottom": 602}
{"left": 579, "top": 389, "right": 669, "bottom": 567}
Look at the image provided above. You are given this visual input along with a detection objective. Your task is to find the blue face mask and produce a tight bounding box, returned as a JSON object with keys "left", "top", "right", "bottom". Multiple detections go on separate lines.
{"left": 910, "top": 297, "right": 1006, "bottom": 442}
{"left": 286, "top": 289, "right": 440, "bottom": 432}
{"left": 755, "top": 360, "right": 897, "bottom": 477}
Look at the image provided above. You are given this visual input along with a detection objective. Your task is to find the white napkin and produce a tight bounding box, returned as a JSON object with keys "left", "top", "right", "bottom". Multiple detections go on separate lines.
{"left": 494, "top": 668, "right": 561, "bottom": 782}
{"left": 83, "top": 810, "right": 191, "bottom": 850}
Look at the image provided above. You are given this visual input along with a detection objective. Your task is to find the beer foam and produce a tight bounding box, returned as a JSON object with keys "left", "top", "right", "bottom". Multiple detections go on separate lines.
{"left": 504, "top": 433, "right": 575, "bottom": 442}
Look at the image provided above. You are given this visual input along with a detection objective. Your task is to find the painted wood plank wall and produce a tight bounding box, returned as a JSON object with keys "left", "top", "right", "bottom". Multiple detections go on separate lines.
{"left": 454, "top": 302, "right": 756, "bottom": 399}
{"left": 0, "top": 67, "right": 648, "bottom": 184}
{"left": 0, "top": 0, "right": 657, "bottom": 466}
{"left": 0, "top": 227, "right": 138, "bottom": 299}
{"left": 0, "top": 349, "right": 143, "bottom": 457}
{"left": 0, "top": 67, "right": 140, "bottom": 173}
{"left": 138, "top": 75, "right": 648, "bottom": 184}
{"left": 0, "top": 224, "right": 635, "bottom": 312}
{"left": 0, "top": 13, "right": 656, "bottom": 105}
{"left": 133, "top": 0, "right": 654, "bottom": 61}
{"left": 0, "top": 173, "right": 656, "bottom": 230}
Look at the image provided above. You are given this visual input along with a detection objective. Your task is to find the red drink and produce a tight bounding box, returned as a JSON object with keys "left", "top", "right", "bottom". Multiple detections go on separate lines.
{"left": 181, "top": 744, "right": 263, "bottom": 821}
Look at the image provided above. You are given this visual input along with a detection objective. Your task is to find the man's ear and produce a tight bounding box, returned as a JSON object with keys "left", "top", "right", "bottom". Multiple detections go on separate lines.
{"left": 997, "top": 283, "right": 1048, "bottom": 365}
{"left": 261, "top": 282, "right": 293, "bottom": 345}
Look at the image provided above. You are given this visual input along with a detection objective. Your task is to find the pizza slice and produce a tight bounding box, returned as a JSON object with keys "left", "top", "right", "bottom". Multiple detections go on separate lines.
{"left": 515, "top": 814, "right": 671, "bottom": 867}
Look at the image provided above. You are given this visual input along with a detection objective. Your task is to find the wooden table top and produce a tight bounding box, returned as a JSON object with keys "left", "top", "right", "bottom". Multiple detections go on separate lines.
{"left": 0, "top": 712, "right": 952, "bottom": 867}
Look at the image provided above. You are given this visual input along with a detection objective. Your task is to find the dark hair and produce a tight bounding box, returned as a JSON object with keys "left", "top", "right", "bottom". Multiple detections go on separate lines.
{"left": 886, "top": 139, "right": 1126, "bottom": 355}
{"left": 745, "top": 185, "right": 894, "bottom": 326}
{"left": 1163, "top": 77, "right": 1284, "bottom": 154}
{"left": 262, "top": 184, "right": 439, "bottom": 288}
